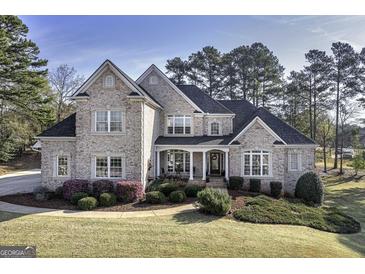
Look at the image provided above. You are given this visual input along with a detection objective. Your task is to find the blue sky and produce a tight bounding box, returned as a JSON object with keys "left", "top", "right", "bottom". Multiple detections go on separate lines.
{"left": 21, "top": 16, "right": 365, "bottom": 79}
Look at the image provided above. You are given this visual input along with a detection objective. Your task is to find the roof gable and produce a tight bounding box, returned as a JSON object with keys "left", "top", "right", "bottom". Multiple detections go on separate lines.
{"left": 38, "top": 113, "right": 76, "bottom": 138}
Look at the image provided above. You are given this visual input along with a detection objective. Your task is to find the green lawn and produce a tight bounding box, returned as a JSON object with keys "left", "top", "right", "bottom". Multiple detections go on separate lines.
{"left": 0, "top": 175, "right": 363, "bottom": 257}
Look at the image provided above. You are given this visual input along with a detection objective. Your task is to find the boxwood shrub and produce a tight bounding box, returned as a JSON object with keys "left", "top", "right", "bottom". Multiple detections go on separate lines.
{"left": 295, "top": 171, "right": 324, "bottom": 206}
{"left": 92, "top": 180, "right": 114, "bottom": 197}
{"left": 249, "top": 179, "right": 261, "bottom": 193}
{"left": 146, "top": 178, "right": 163, "bottom": 192}
{"left": 145, "top": 191, "right": 166, "bottom": 204}
{"left": 197, "top": 188, "right": 231, "bottom": 216}
{"left": 99, "top": 192, "right": 117, "bottom": 207}
{"left": 77, "top": 197, "right": 98, "bottom": 210}
{"left": 115, "top": 181, "right": 144, "bottom": 203}
{"left": 184, "top": 184, "right": 204, "bottom": 197}
{"left": 169, "top": 190, "right": 187, "bottom": 203}
{"left": 270, "top": 181, "right": 283, "bottom": 198}
{"left": 71, "top": 192, "right": 89, "bottom": 205}
{"left": 158, "top": 182, "right": 178, "bottom": 196}
{"left": 63, "top": 179, "right": 90, "bottom": 200}
{"left": 228, "top": 176, "right": 243, "bottom": 190}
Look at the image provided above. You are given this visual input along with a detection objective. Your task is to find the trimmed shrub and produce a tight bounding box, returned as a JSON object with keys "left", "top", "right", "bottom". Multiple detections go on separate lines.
{"left": 145, "top": 191, "right": 166, "bottom": 204}
{"left": 184, "top": 184, "right": 204, "bottom": 197}
{"left": 158, "top": 182, "right": 178, "bottom": 196}
{"left": 228, "top": 176, "right": 243, "bottom": 190}
{"left": 63, "top": 179, "right": 90, "bottom": 200}
{"left": 54, "top": 186, "right": 64, "bottom": 198}
{"left": 197, "top": 188, "right": 231, "bottom": 216}
{"left": 169, "top": 190, "right": 187, "bottom": 203}
{"left": 77, "top": 197, "right": 98, "bottom": 210}
{"left": 33, "top": 186, "right": 52, "bottom": 201}
{"left": 295, "top": 172, "right": 324, "bottom": 206}
{"left": 115, "top": 181, "right": 144, "bottom": 203}
{"left": 71, "top": 192, "right": 89, "bottom": 205}
{"left": 92, "top": 180, "right": 114, "bottom": 197}
{"left": 249, "top": 179, "right": 261, "bottom": 193}
{"left": 146, "top": 178, "right": 163, "bottom": 192}
{"left": 270, "top": 181, "right": 283, "bottom": 198}
{"left": 99, "top": 192, "right": 117, "bottom": 207}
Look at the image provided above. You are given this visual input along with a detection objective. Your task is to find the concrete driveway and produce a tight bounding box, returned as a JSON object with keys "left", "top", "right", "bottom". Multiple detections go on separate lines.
{"left": 0, "top": 169, "right": 41, "bottom": 196}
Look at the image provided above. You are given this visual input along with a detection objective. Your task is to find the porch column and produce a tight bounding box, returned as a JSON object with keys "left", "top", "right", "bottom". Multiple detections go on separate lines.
{"left": 189, "top": 151, "right": 194, "bottom": 180}
{"left": 202, "top": 151, "right": 206, "bottom": 181}
{"left": 156, "top": 151, "right": 160, "bottom": 177}
{"left": 225, "top": 150, "right": 229, "bottom": 181}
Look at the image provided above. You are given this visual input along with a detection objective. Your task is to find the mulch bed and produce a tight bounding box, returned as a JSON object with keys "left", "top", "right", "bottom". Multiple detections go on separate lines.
{"left": 0, "top": 193, "right": 197, "bottom": 212}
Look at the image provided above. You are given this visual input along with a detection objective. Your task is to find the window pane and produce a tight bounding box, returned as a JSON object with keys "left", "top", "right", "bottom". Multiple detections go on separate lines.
{"left": 110, "top": 157, "right": 122, "bottom": 177}
{"left": 167, "top": 152, "right": 174, "bottom": 172}
{"left": 167, "top": 116, "right": 174, "bottom": 134}
{"left": 174, "top": 152, "right": 184, "bottom": 172}
{"left": 58, "top": 156, "right": 68, "bottom": 176}
{"left": 110, "top": 111, "right": 122, "bottom": 132}
{"left": 252, "top": 155, "right": 261, "bottom": 175}
{"left": 211, "top": 122, "right": 219, "bottom": 135}
{"left": 185, "top": 153, "right": 190, "bottom": 172}
{"left": 105, "top": 75, "right": 114, "bottom": 87}
{"left": 174, "top": 116, "right": 184, "bottom": 134}
{"left": 290, "top": 153, "right": 298, "bottom": 170}
{"left": 96, "top": 111, "right": 108, "bottom": 132}
{"left": 96, "top": 157, "right": 108, "bottom": 177}
{"left": 244, "top": 154, "right": 250, "bottom": 175}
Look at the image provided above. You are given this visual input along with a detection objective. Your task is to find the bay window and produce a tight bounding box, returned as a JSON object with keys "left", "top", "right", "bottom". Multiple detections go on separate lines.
{"left": 167, "top": 150, "right": 190, "bottom": 173}
{"left": 243, "top": 150, "right": 271, "bottom": 176}
{"left": 167, "top": 115, "right": 191, "bottom": 135}
{"left": 95, "top": 110, "right": 123, "bottom": 133}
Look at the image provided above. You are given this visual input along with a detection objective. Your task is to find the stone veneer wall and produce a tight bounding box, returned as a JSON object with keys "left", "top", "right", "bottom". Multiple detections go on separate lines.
{"left": 203, "top": 116, "right": 233, "bottom": 135}
{"left": 229, "top": 121, "right": 314, "bottom": 196}
{"left": 40, "top": 140, "right": 76, "bottom": 190}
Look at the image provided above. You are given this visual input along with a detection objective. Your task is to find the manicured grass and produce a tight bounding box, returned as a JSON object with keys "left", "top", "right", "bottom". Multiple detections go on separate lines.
{"left": 0, "top": 174, "right": 363, "bottom": 257}
{"left": 233, "top": 195, "right": 360, "bottom": 233}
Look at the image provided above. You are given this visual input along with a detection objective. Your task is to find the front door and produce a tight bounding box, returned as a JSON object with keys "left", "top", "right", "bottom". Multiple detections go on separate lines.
{"left": 210, "top": 152, "right": 221, "bottom": 175}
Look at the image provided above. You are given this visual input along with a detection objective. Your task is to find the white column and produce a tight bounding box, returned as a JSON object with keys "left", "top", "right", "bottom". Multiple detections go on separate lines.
{"left": 225, "top": 150, "right": 229, "bottom": 181}
{"left": 189, "top": 151, "right": 194, "bottom": 180}
{"left": 156, "top": 151, "right": 160, "bottom": 177}
{"left": 202, "top": 151, "right": 206, "bottom": 181}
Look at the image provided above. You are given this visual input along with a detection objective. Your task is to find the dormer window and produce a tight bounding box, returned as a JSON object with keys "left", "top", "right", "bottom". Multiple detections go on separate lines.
{"left": 104, "top": 75, "right": 115, "bottom": 88}
{"left": 209, "top": 120, "right": 221, "bottom": 136}
{"left": 149, "top": 75, "right": 158, "bottom": 85}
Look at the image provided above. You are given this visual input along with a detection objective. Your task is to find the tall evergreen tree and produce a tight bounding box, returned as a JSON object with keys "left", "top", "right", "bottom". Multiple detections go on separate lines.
{"left": 330, "top": 42, "right": 361, "bottom": 169}
{"left": 165, "top": 57, "right": 187, "bottom": 85}
{"left": 230, "top": 45, "right": 252, "bottom": 100}
{"left": 220, "top": 52, "right": 238, "bottom": 99}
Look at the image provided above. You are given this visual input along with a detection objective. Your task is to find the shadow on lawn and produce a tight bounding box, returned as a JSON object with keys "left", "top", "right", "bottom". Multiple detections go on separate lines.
{"left": 172, "top": 210, "right": 222, "bottom": 225}
{"left": 0, "top": 211, "right": 25, "bottom": 223}
{"left": 326, "top": 186, "right": 365, "bottom": 256}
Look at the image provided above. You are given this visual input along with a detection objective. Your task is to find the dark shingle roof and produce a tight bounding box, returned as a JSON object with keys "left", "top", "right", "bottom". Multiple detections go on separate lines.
{"left": 76, "top": 92, "right": 89, "bottom": 97}
{"left": 176, "top": 85, "right": 233, "bottom": 114}
{"left": 38, "top": 113, "right": 76, "bottom": 137}
{"left": 155, "top": 136, "right": 232, "bottom": 146}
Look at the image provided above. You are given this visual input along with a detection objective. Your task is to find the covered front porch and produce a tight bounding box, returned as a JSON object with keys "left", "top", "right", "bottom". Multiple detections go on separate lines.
{"left": 155, "top": 146, "right": 229, "bottom": 181}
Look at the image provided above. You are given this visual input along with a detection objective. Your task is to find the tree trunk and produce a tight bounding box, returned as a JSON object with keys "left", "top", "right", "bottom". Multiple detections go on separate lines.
{"left": 323, "top": 141, "right": 327, "bottom": 173}
{"left": 339, "top": 123, "right": 344, "bottom": 175}
{"left": 334, "top": 71, "right": 340, "bottom": 169}
{"left": 313, "top": 78, "right": 317, "bottom": 141}
{"left": 309, "top": 77, "right": 313, "bottom": 139}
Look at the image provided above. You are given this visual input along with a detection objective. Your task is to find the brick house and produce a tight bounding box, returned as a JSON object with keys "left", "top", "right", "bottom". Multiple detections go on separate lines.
{"left": 37, "top": 60, "right": 316, "bottom": 195}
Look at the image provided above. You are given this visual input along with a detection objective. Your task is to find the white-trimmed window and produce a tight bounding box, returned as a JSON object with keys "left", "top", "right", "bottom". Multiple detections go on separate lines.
{"left": 95, "top": 110, "right": 123, "bottom": 133}
{"left": 243, "top": 150, "right": 271, "bottom": 176}
{"left": 95, "top": 156, "right": 124, "bottom": 178}
{"left": 288, "top": 152, "right": 301, "bottom": 171}
{"left": 57, "top": 155, "right": 69, "bottom": 177}
{"left": 149, "top": 75, "right": 158, "bottom": 85}
{"left": 167, "top": 115, "right": 191, "bottom": 135}
{"left": 167, "top": 150, "right": 190, "bottom": 173}
{"left": 209, "top": 121, "right": 221, "bottom": 135}
{"left": 104, "top": 75, "right": 115, "bottom": 88}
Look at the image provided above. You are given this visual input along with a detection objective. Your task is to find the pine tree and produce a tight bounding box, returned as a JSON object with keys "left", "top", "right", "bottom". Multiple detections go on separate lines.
{"left": 165, "top": 57, "right": 187, "bottom": 85}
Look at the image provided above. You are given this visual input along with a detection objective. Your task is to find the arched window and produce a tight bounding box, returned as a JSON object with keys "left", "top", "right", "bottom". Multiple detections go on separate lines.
{"left": 104, "top": 75, "right": 115, "bottom": 88}
{"left": 149, "top": 75, "right": 158, "bottom": 85}
{"left": 210, "top": 121, "right": 220, "bottom": 135}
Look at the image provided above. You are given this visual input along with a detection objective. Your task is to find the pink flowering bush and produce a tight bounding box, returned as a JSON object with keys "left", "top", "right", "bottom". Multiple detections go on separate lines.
{"left": 92, "top": 180, "right": 114, "bottom": 197}
{"left": 63, "top": 179, "right": 90, "bottom": 200}
{"left": 115, "top": 181, "right": 144, "bottom": 203}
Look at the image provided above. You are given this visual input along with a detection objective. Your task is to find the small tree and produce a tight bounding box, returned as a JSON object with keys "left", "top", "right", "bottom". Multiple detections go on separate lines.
{"left": 352, "top": 128, "right": 364, "bottom": 176}
{"left": 317, "top": 117, "right": 334, "bottom": 173}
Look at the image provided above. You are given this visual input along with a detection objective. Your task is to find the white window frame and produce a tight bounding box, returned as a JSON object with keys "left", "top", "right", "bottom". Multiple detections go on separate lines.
{"left": 104, "top": 74, "right": 115, "bottom": 88}
{"left": 95, "top": 110, "right": 124, "bottom": 133}
{"left": 94, "top": 155, "right": 125, "bottom": 179}
{"left": 208, "top": 120, "right": 222, "bottom": 136}
{"left": 166, "top": 115, "right": 192, "bottom": 135}
{"left": 167, "top": 150, "right": 190, "bottom": 173}
{"left": 56, "top": 155, "right": 70, "bottom": 177}
{"left": 241, "top": 150, "right": 272, "bottom": 177}
{"left": 288, "top": 152, "right": 302, "bottom": 172}
{"left": 149, "top": 75, "right": 158, "bottom": 85}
